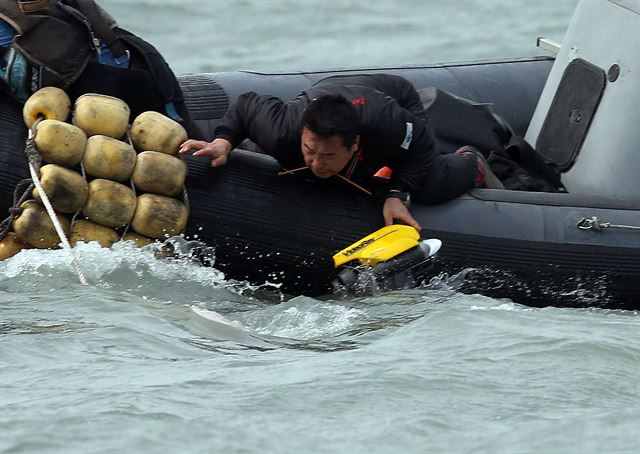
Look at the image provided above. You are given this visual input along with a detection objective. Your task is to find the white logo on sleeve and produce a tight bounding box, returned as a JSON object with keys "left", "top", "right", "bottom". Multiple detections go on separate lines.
{"left": 400, "top": 122, "right": 413, "bottom": 150}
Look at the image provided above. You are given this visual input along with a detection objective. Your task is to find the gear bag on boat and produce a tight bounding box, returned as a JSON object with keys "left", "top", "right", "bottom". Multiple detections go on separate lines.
{"left": 419, "top": 87, "right": 564, "bottom": 192}
{"left": 0, "top": 0, "right": 202, "bottom": 138}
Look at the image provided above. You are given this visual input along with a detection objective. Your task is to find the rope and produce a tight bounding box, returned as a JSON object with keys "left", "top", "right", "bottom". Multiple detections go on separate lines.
{"left": 277, "top": 166, "right": 309, "bottom": 176}
{"left": 332, "top": 173, "right": 373, "bottom": 196}
{"left": 182, "top": 186, "right": 190, "bottom": 213}
{"left": 117, "top": 130, "right": 136, "bottom": 239}
{"left": 177, "top": 147, "right": 190, "bottom": 229}
{"left": 118, "top": 165, "right": 138, "bottom": 239}
{"left": 0, "top": 178, "right": 34, "bottom": 241}
{"left": 27, "top": 161, "right": 88, "bottom": 285}
{"left": 277, "top": 165, "right": 373, "bottom": 195}
{"left": 24, "top": 119, "right": 89, "bottom": 285}
{"left": 0, "top": 218, "right": 10, "bottom": 241}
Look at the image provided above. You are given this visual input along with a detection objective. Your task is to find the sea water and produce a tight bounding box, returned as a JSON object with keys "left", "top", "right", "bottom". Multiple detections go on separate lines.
{"left": 2, "top": 1, "right": 639, "bottom": 453}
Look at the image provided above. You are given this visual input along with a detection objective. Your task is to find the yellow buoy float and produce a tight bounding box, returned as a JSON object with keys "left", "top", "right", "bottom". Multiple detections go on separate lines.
{"left": 32, "top": 164, "right": 88, "bottom": 213}
{"left": 69, "top": 219, "right": 120, "bottom": 248}
{"left": 130, "top": 110, "right": 187, "bottom": 156}
{"left": 12, "top": 200, "right": 70, "bottom": 249}
{"left": 73, "top": 93, "right": 130, "bottom": 139}
{"left": 132, "top": 151, "right": 187, "bottom": 197}
{"left": 82, "top": 135, "right": 136, "bottom": 182}
{"left": 0, "top": 232, "right": 32, "bottom": 260}
{"left": 123, "top": 232, "right": 155, "bottom": 248}
{"left": 33, "top": 119, "right": 87, "bottom": 167}
{"left": 3, "top": 87, "right": 195, "bottom": 259}
{"left": 82, "top": 179, "right": 137, "bottom": 228}
{"left": 131, "top": 194, "right": 189, "bottom": 239}
{"left": 23, "top": 86, "right": 72, "bottom": 128}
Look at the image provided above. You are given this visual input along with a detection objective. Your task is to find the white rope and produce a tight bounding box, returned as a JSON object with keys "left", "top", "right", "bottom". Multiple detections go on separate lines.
{"left": 28, "top": 162, "right": 89, "bottom": 286}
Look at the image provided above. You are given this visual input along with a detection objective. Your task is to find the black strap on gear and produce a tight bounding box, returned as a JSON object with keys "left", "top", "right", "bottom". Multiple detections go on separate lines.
{"left": 69, "top": 0, "right": 127, "bottom": 58}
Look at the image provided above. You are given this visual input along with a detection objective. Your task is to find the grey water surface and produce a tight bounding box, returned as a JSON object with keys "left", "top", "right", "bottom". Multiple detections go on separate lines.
{"left": 2, "top": 1, "right": 639, "bottom": 453}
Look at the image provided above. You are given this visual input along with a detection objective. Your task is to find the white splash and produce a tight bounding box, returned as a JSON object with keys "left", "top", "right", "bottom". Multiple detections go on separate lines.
{"left": 238, "top": 296, "right": 367, "bottom": 340}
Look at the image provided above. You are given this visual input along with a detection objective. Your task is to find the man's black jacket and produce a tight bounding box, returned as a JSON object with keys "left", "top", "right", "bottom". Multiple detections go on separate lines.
{"left": 214, "top": 83, "right": 438, "bottom": 194}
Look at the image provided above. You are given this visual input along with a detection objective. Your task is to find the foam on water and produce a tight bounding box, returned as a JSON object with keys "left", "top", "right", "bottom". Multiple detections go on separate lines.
{"left": 1, "top": 240, "right": 220, "bottom": 286}
{"left": 235, "top": 295, "right": 368, "bottom": 339}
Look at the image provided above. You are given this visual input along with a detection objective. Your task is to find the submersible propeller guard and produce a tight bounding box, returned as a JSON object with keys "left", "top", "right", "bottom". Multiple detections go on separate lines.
{"left": 331, "top": 224, "right": 443, "bottom": 292}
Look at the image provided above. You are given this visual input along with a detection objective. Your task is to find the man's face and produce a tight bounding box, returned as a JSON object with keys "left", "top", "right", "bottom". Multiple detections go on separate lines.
{"left": 301, "top": 127, "right": 359, "bottom": 178}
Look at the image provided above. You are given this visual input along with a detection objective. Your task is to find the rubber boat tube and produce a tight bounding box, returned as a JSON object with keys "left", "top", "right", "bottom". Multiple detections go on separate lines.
{"left": 1, "top": 57, "right": 638, "bottom": 309}
{"left": 176, "top": 57, "right": 638, "bottom": 310}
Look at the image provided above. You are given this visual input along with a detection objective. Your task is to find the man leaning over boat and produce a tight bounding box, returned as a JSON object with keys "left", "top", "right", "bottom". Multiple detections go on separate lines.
{"left": 179, "top": 74, "right": 504, "bottom": 230}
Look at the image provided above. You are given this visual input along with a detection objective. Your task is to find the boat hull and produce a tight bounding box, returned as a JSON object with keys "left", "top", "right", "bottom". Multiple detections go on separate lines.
{"left": 181, "top": 148, "right": 640, "bottom": 310}
{"left": 2, "top": 57, "right": 638, "bottom": 309}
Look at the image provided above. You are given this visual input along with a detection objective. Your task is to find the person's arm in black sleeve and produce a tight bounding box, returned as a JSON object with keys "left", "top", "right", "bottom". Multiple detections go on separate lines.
{"left": 215, "top": 92, "right": 289, "bottom": 152}
{"left": 372, "top": 99, "right": 436, "bottom": 231}
{"left": 179, "top": 91, "right": 292, "bottom": 166}
{"left": 385, "top": 110, "right": 436, "bottom": 194}
{"left": 381, "top": 116, "right": 430, "bottom": 230}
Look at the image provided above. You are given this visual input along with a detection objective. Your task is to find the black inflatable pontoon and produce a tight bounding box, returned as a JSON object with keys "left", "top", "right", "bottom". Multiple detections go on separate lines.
{"left": 1, "top": 56, "right": 638, "bottom": 310}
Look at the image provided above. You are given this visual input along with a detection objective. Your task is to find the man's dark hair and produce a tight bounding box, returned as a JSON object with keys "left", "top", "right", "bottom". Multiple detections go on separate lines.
{"left": 302, "top": 94, "right": 359, "bottom": 148}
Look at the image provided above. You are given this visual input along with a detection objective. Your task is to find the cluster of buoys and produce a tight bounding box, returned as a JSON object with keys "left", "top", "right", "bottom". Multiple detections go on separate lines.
{"left": 0, "top": 86, "right": 190, "bottom": 261}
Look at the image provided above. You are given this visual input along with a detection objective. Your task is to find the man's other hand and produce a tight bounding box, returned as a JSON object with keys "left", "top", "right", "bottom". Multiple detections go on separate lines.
{"left": 179, "top": 138, "right": 232, "bottom": 167}
{"left": 383, "top": 197, "right": 421, "bottom": 231}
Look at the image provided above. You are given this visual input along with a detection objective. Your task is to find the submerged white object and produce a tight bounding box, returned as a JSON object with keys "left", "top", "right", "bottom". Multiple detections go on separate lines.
{"left": 525, "top": 0, "right": 640, "bottom": 198}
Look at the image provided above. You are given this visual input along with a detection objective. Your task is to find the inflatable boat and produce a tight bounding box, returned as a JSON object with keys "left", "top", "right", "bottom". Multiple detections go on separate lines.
{"left": 1, "top": 0, "right": 638, "bottom": 310}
